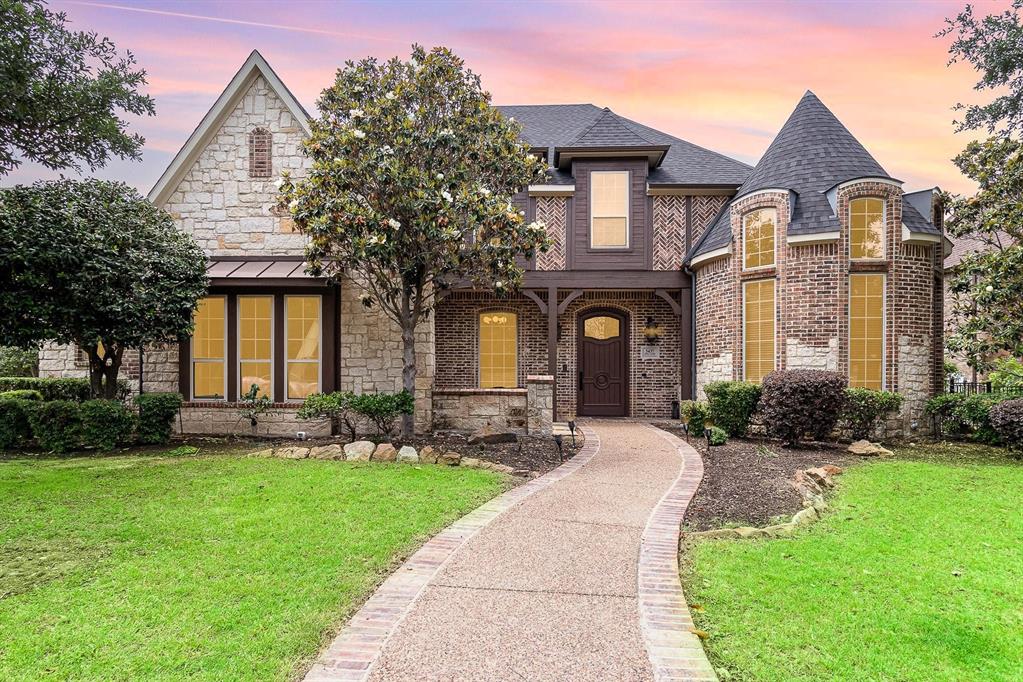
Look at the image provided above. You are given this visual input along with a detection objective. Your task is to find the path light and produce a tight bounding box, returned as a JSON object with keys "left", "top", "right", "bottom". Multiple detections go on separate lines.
{"left": 642, "top": 316, "right": 662, "bottom": 344}
{"left": 567, "top": 420, "right": 576, "bottom": 447}
{"left": 553, "top": 434, "right": 564, "bottom": 462}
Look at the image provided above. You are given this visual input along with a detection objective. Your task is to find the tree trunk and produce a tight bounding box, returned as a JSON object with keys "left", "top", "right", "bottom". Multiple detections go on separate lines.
{"left": 400, "top": 290, "right": 417, "bottom": 439}
{"left": 102, "top": 347, "right": 122, "bottom": 400}
{"left": 85, "top": 342, "right": 123, "bottom": 400}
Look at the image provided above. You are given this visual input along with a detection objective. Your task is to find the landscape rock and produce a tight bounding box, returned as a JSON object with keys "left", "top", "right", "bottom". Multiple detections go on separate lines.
{"left": 790, "top": 470, "right": 823, "bottom": 500}
{"left": 460, "top": 457, "right": 482, "bottom": 469}
{"left": 309, "top": 444, "right": 344, "bottom": 460}
{"left": 804, "top": 467, "right": 836, "bottom": 489}
{"left": 848, "top": 439, "right": 894, "bottom": 457}
{"left": 249, "top": 448, "right": 274, "bottom": 458}
{"left": 372, "top": 443, "right": 397, "bottom": 462}
{"left": 688, "top": 528, "right": 741, "bottom": 540}
{"left": 467, "top": 425, "right": 518, "bottom": 445}
{"left": 437, "top": 450, "right": 462, "bottom": 466}
{"left": 734, "top": 527, "right": 770, "bottom": 539}
{"left": 397, "top": 446, "right": 419, "bottom": 463}
{"left": 822, "top": 464, "right": 844, "bottom": 476}
{"left": 276, "top": 446, "right": 310, "bottom": 460}
{"left": 792, "top": 507, "right": 819, "bottom": 526}
{"left": 419, "top": 446, "right": 440, "bottom": 464}
{"left": 344, "top": 440, "right": 375, "bottom": 461}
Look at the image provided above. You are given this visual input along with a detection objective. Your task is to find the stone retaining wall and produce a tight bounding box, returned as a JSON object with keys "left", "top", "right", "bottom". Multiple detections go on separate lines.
{"left": 432, "top": 388, "right": 527, "bottom": 432}
{"left": 177, "top": 404, "right": 330, "bottom": 438}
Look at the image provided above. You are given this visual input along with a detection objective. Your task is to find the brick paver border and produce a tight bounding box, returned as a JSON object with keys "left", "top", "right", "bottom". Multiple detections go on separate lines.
{"left": 303, "top": 427, "right": 602, "bottom": 682}
{"left": 638, "top": 425, "right": 718, "bottom": 681}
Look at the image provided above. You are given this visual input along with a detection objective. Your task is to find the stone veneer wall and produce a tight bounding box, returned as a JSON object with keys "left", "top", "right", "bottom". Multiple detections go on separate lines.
{"left": 177, "top": 404, "right": 330, "bottom": 438}
{"left": 432, "top": 389, "right": 527, "bottom": 432}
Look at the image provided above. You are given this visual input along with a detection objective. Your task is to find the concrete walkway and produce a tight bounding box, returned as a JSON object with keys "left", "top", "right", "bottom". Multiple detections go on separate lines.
{"left": 305, "top": 421, "right": 714, "bottom": 682}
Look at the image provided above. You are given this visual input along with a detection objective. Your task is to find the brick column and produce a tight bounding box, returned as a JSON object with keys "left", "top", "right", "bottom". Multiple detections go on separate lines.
{"left": 526, "top": 375, "right": 554, "bottom": 436}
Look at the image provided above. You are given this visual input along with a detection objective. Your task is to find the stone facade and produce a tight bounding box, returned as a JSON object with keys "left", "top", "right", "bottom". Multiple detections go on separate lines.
{"left": 177, "top": 404, "right": 330, "bottom": 438}
{"left": 526, "top": 375, "right": 554, "bottom": 435}
{"left": 432, "top": 389, "right": 527, "bottom": 432}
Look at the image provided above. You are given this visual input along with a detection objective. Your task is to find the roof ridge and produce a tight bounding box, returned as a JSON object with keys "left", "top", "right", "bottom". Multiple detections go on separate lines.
{"left": 567, "top": 107, "right": 654, "bottom": 146}
{"left": 615, "top": 114, "right": 754, "bottom": 171}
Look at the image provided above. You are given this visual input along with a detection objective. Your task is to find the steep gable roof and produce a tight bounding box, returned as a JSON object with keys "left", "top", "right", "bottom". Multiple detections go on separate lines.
{"left": 148, "top": 50, "right": 310, "bottom": 206}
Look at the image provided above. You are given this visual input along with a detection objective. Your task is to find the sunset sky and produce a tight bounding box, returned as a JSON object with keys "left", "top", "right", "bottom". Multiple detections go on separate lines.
{"left": 8, "top": 0, "right": 1002, "bottom": 195}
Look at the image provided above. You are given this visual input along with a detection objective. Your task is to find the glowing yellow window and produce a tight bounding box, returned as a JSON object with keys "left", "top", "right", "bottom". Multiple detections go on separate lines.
{"left": 479, "top": 312, "right": 517, "bottom": 388}
{"left": 286, "top": 296, "right": 320, "bottom": 400}
{"left": 743, "top": 208, "right": 776, "bottom": 269}
{"left": 850, "top": 273, "right": 885, "bottom": 389}
{"left": 584, "top": 316, "right": 620, "bottom": 340}
{"left": 743, "top": 279, "right": 776, "bottom": 383}
{"left": 850, "top": 197, "right": 885, "bottom": 259}
{"left": 239, "top": 296, "right": 273, "bottom": 399}
{"left": 192, "top": 296, "right": 226, "bottom": 399}
{"left": 590, "top": 171, "right": 629, "bottom": 248}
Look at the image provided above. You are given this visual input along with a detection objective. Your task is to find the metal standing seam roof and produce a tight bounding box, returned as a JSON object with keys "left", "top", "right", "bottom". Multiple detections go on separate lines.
{"left": 206, "top": 259, "right": 320, "bottom": 280}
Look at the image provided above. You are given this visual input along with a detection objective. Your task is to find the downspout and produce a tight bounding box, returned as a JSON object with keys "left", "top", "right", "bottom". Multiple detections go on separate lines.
{"left": 683, "top": 264, "right": 697, "bottom": 400}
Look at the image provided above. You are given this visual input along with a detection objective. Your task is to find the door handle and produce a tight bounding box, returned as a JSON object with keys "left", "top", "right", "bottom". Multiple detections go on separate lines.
{"left": 578, "top": 370, "right": 583, "bottom": 390}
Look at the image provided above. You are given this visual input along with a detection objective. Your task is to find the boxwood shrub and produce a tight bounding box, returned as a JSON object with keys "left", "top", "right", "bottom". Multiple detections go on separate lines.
{"left": 842, "top": 388, "right": 903, "bottom": 440}
{"left": 679, "top": 400, "right": 709, "bottom": 437}
{"left": 0, "top": 398, "right": 35, "bottom": 450}
{"left": 0, "top": 377, "right": 131, "bottom": 402}
{"left": 28, "top": 400, "right": 83, "bottom": 453}
{"left": 0, "top": 389, "right": 43, "bottom": 401}
{"left": 704, "top": 381, "right": 762, "bottom": 437}
{"left": 135, "top": 392, "right": 183, "bottom": 444}
{"left": 81, "top": 400, "right": 136, "bottom": 451}
{"left": 761, "top": 370, "right": 846, "bottom": 445}
{"left": 706, "top": 425, "right": 728, "bottom": 446}
{"left": 989, "top": 398, "right": 1023, "bottom": 457}
{"left": 925, "top": 393, "right": 1002, "bottom": 443}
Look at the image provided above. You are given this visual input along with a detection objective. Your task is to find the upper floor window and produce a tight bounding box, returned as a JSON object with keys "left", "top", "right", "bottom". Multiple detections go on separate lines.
{"left": 479, "top": 311, "right": 517, "bottom": 388}
{"left": 849, "top": 197, "right": 885, "bottom": 259}
{"left": 248, "top": 127, "right": 272, "bottom": 178}
{"left": 743, "top": 208, "right": 776, "bottom": 269}
{"left": 590, "top": 171, "right": 629, "bottom": 248}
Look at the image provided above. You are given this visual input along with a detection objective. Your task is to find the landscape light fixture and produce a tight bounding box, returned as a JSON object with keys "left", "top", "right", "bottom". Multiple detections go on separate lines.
{"left": 553, "top": 434, "right": 564, "bottom": 462}
{"left": 567, "top": 420, "right": 576, "bottom": 447}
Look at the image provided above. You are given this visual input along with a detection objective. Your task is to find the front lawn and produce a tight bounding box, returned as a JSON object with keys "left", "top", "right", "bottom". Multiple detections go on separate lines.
{"left": 683, "top": 443, "right": 1023, "bottom": 681}
{"left": 0, "top": 449, "right": 506, "bottom": 680}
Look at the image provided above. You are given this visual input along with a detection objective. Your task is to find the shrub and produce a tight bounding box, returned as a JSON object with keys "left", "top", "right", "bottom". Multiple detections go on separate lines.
{"left": 706, "top": 426, "right": 728, "bottom": 446}
{"left": 989, "top": 399, "right": 1023, "bottom": 456}
{"left": 28, "top": 400, "right": 82, "bottom": 453}
{"left": 842, "top": 388, "right": 903, "bottom": 440}
{"left": 0, "top": 347, "right": 37, "bottom": 377}
{"left": 349, "top": 391, "right": 414, "bottom": 437}
{"left": 0, "top": 376, "right": 130, "bottom": 402}
{"left": 0, "top": 389, "right": 43, "bottom": 401}
{"left": 0, "top": 398, "right": 35, "bottom": 450}
{"left": 237, "top": 384, "right": 276, "bottom": 430}
{"left": 80, "top": 400, "right": 136, "bottom": 450}
{"left": 298, "top": 391, "right": 362, "bottom": 440}
{"left": 990, "top": 357, "right": 1023, "bottom": 392}
{"left": 704, "top": 381, "right": 762, "bottom": 437}
{"left": 135, "top": 392, "right": 182, "bottom": 444}
{"left": 926, "top": 393, "right": 1003, "bottom": 443}
{"left": 760, "top": 370, "right": 846, "bottom": 445}
{"left": 679, "top": 400, "right": 709, "bottom": 437}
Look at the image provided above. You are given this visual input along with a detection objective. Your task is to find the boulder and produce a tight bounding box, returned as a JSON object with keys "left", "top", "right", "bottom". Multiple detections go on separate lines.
{"left": 688, "top": 528, "right": 741, "bottom": 540}
{"left": 488, "top": 463, "right": 516, "bottom": 475}
{"left": 248, "top": 448, "right": 275, "bottom": 458}
{"left": 397, "top": 446, "right": 419, "bottom": 463}
{"left": 848, "top": 439, "right": 894, "bottom": 457}
{"left": 467, "top": 426, "right": 518, "bottom": 445}
{"left": 437, "top": 450, "right": 462, "bottom": 466}
{"left": 309, "top": 444, "right": 344, "bottom": 460}
{"left": 460, "top": 457, "right": 482, "bottom": 469}
{"left": 419, "top": 446, "right": 439, "bottom": 464}
{"left": 276, "top": 446, "right": 310, "bottom": 460}
{"left": 372, "top": 443, "right": 397, "bottom": 462}
{"left": 790, "top": 470, "right": 823, "bottom": 500}
{"left": 792, "top": 507, "right": 819, "bottom": 526}
{"left": 344, "top": 440, "right": 375, "bottom": 461}
{"left": 804, "top": 467, "right": 835, "bottom": 489}
{"left": 822, "top": 464, "right": 844, "bottom": 476}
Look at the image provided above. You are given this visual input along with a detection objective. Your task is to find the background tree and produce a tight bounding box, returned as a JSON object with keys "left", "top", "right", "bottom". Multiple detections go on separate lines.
{"left": 941, "top": 2, "right": 1023, "bottom": 371}
{"left": 0, "top": 180, "right": 208, "bottom": 398}
{"left": 279, "top": 45, "right": 549, "bottom": 437}
{"left": 0, "top": 0, "right": 155, "bottom": 175}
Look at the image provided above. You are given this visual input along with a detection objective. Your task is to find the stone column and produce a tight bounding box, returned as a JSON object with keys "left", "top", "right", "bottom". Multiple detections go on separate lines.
{"left": 526, "top": 375, "right": 554, "bottom": 436}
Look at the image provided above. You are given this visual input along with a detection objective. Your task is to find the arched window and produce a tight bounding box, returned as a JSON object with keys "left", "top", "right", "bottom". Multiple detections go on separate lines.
{"left": 479, "top": 311, "right": 517, "bottom": 388}
{"left": 248, "top": 127, "right": 272, "bottom": 178}
{"left": 849, "top": 197, "right": 885, "bottom": 259}
{"left": 743, "top": 208, "right": 776, "bottom": 270}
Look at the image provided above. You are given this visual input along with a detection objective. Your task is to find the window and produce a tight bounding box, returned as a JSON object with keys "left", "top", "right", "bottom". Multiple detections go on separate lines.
{"left": 192, "top": 296, "right": 226, "bottom": 399}
{"left": 850, "top": 273, "right": 885, "bottom": 389}
{"left": 239, "top": 296, "right": 273, "bottom": 399}
{"left": 248, "top": 127, "right": 272, "bottom": 178}
{"left": 590, "top": 171, "right": 629, "bottom": 248}
{"left": 286, "top": 296, "right": 321, "bottom": 400}
{"left": 850, "top": 197, "right": 885, "bottom": 259}
{"left": 743, "top": 208, "right": 776, "bottom": 269}
{"left": 743, "top": 279, "right": 776, "bottom": 383}
{"left": 479, "top": 311, "right": 517, "bottom": 388}
{"left": 584, "top": 316, "right": 620, "bottom": 340}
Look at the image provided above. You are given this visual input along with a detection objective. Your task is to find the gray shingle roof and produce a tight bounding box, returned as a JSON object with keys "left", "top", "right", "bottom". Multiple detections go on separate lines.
{"left": 690, "top": 91, "right": 939, "bottom": 260}
{"left": 496, "top": 104, "right": 751, "bottom": 186}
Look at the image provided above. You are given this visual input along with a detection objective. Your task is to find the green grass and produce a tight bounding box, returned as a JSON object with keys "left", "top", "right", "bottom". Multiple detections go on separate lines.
{"left": 0, "top": 449, "right": 506, "bottom": 680}
{"left": 683, "top": 444, "right": 1023, "bottom": 682}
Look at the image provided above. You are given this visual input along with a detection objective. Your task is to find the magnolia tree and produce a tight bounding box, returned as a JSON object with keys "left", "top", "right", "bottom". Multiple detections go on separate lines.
{"left": 0, "top": 180, "right": 208, "bottom": 398}
{"left": 279, "top": 45, "right": 549, "bottom": 436}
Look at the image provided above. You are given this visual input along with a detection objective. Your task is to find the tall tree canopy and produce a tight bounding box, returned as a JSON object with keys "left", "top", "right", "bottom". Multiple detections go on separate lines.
{"left": 0, "top": 0, "right": 155, "bottom": 175}
{"left": 0, "top": 180, "right": 208, "bottom": 398}
{"left": 279, "top": 45, "right": 549, "bottom": 436}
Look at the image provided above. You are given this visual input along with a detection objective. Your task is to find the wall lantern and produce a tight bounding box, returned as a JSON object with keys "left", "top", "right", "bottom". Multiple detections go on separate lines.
{"left": 642, "top": 316, "right": 662, "bottom": 344}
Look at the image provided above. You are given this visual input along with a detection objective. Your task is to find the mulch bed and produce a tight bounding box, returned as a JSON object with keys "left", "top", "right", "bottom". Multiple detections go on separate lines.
{"left": 658, "top": 425, "right": 860, "bottom": 531}
{"left": 398, "top": 432, "right": 579, "bottom": 475}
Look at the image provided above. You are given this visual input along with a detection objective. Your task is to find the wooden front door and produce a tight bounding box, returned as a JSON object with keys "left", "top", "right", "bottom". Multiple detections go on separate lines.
{"left": 577, "top": 309, "right": 628, "bottom": 416}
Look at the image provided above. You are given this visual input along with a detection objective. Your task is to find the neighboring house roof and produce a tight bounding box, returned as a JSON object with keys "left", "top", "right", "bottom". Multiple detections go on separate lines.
{"left": 496, "top": 104, "right": 752, "bottom": 186}
{"left": 148, "top": 50, "right": 311, "bottom": 206}
{"left": 945, "top": 231, "right": 1013, "bottom": 270}
{"left": 690, "top": 91, "right": 940, "bottom": 261}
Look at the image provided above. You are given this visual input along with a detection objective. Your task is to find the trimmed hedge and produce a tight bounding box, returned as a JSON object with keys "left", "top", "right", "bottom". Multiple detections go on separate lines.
{"left": 989, "top": 399, "right": 1023, "bottom": 456}
{"left": 707, "top": 425, "right": 728, "bottom": 446}
{"left": 704, "top": 381, "right": 762, "bottom": 437}
{"left": 0, "top": 376, "right": 131, "bottom": 402}
{"left": 81, "top": 400, "right": 136, "bottom": 451}
{"left": 28, "top": 400, "right": 82, "bottom": 454}
{"left": 135, "top": 392, "right": 183, "bottom": 444}
{"left": 0, "top": 389, "right": 43, "bottom": 401}
{"left": 680, "top": 400, "right": 709, "bottom": 437}
{"left": 349, "top": 391, "right": 414, "bottom": 437}
{"left": 761, "top": 370, "right": 847, "bottom": 445}
{"left": 842, "top": 388, "right": 903, "bottom": 440}
{"left": 0, "top": 398, "right": 35, "bottom": 450}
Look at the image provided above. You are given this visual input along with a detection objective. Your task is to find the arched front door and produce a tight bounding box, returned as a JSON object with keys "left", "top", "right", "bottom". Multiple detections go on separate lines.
{"left": 577, "top": 309, "right": 629, "bottom": 417}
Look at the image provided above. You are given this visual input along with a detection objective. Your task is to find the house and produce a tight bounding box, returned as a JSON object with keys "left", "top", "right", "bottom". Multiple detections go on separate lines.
{"left": 39, "top": 51, "right": 947, "bottom": 435}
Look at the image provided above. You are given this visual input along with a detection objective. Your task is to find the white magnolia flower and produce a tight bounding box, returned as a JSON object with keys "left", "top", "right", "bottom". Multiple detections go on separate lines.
{"left": 352, "top": 129, "right": 366, "bottom": 139}
{"left": 288, "top": 199, "right": 299, "bottom": 210}
{"left": 385, "top": 91, "right": 396, "bottom": 100}
{"left": 436, "top": 172, "right": 444, "bottom": 180}
{"left": 518, "top": 210, "right": 525, "bottom": 216}
{"left": 349, "top": 108, "right": 364, "bottom": 118}
{"left": 441, "top": 190, "right": 453, "bottom": 202}
{"left": 407, "top": 112, "right": 416, "bottom": 122}
{"left": 495, "top": 280, "right": 505, "bottom": 289}
{"left": 381, "top": 145, "right": 394, "bottom": 155}
{"left": 368, "top": 234, "right": 387, "bottom": 245}
{"left": 508, "top": 117, "right": 515, "bottom": 123}
{"left": 479, "top": 186, "right": 491, "bottom": 196}
{"left": 388, "top": 218, "right": 401, "bottom": 229}
{"left": 273, "top": 176, "right": 285, "bottom": 189}
{"left": 986, "top": 285, "right": 994, "bottom": 292}
{"left": 409, "top": 58, "right": 420, "bottom": 70}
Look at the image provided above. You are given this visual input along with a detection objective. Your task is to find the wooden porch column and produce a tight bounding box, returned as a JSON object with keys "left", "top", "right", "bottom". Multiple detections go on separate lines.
{"left": 547, "top": 285, "right": 558, "bottom": 422}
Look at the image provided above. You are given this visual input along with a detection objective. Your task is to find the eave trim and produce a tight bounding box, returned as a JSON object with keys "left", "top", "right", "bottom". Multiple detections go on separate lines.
{"left": 689, "top": 244, "right": 731, "bottom": 267}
